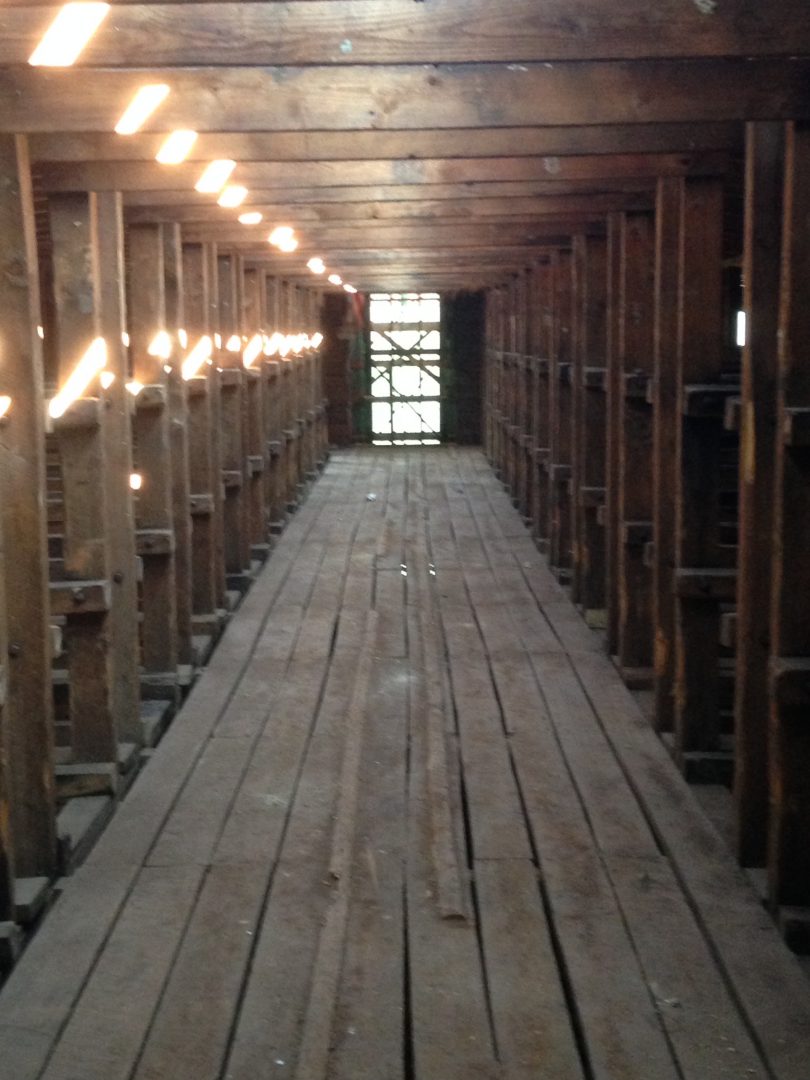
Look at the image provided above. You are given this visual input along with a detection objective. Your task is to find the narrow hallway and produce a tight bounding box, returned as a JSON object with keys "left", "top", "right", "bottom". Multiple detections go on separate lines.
{"left": 1, "top": 448, "right": 807, "bottom": 1080}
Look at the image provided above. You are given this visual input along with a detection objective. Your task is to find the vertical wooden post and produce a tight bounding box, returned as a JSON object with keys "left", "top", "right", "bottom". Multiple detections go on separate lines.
{"left": 93, "top": 192, "right": 140, "bottom": 743}
{"left": 128, "top": 224, "right": 178, "bottom": 693}
{"left": 617, "top": 212, "right": 656, "bottom": 685}
{"left": 0, "top": 136, "right": 56, "bottom": 880}
{"left": 652, "top": 178, "right": 683, "bottom": 733}
{"left": 605, "top": 214, "right": 623, "bottom": 656}
{"left": 182, "top": 241, "right": 219, "bottom": 621}
{"left": 549, "top": 248, "right": 574, "bottom": 581}
{"left": 572, "top": 233, "right": 608, "bottom": 621}
{"left": 242, "top": 264, "right": 269, "bottom": 554}
{"left": 0, "top": 486, "right": 10, "bottom": 922}
{"left": 263, "top": 274, "right": 284, "bottom": 529}
{"left": 769, "top": 121, "right": 810, "bottom": 908}
{"left": 49, "top": 192, "right": 118, "bottom": 764}
{"left": 734, "top": 123, "right": 784, "bottom": 868}
{"left": 673, "top": 178, "right": 728, "bottom": 763}
{"left": 217, "top": 251, "right": 251, "bottom": 582}
{"left": 162, "top": 223, "right": 193, "bottom": 670}
{"left": 534, "top": 261, "right": 553, "bottom": 553}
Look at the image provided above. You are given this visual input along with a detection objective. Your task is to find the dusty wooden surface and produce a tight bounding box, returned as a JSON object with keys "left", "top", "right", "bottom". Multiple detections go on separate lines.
{"left": 0, "top": 447, "right": 807, "bottom": 1080}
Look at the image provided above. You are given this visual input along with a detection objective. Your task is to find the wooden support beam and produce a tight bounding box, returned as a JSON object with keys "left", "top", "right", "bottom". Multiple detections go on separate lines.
{"left": 182, "top": 241, "right": 221, "bottom": 619}
{"left": 1, "top": 60, "right": 808, "bottom": 132}
{"left": 734, "top": 123, "right": 785, "bottom": 869}
{"left": 127, "top": 224, "right": 178, "bottom": 688}
{"left": 162, "top": 223, "right": 194, "bottom": 669}
{"left": 769, "top": 121, "right": 810, "bottom": 907}
{"left": 125, "top": 193, "right": 653, "bottom": 228}
{"left": 92, "top": 192, "right": 141, "bottom": 745}
{"left": 217, "top": 253, "right": 251, "bottom": 580}
{"left": 241, "top": 265, "right": 270, "bottom": 552}
{"left": 38, "top": 152, "right": 732, "bottom": 195}
{"left": 49, "top": 192, "right": 120, "bottom": 764}
{"left": 548, "top": 249, "right": 574, "bottom": 580}
{"left": 571, "top": 233, "right": 607, "bottom": 616}
{"left": 616, "top": 212, "right": 656, "bottom": 682}
{"left": 31, "top": 123, "right": 744, "bottom": 166}
{"left": 652, "top": 178, "right": 682, "bottom": 734}
{"left": 673, "top": 178, "right": 728, "bottom": 760}
{"left": 0, "top": 136, "right": 57, "bottom": 881}
{"left": 3, "top": 2, "right": 809, "bottom": 67}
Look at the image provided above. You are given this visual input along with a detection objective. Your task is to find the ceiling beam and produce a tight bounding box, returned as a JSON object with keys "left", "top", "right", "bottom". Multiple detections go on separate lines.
{"left": 124, "top": 192, "right": 654, "bottom": 225}
{"left": 37, "top": 151, "right": 731, "bottom": 193}
{"left": 120, "top": 178, "right": 667, "bottom": 207}
{"left": 30, "top": 124, "right": 743, "bottom": 164}
{"left": 2, "top": 2, "right": 808, "bottom": 66}
{"left": 3, "top": 59, "right": 809, "bottom": 132}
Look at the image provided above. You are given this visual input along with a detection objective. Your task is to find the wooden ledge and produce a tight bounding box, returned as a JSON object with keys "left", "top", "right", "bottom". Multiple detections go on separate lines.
{"left": 52, "top": 397, "right": 102, "bottom": 431}
{"left": 771, "top": 657, "right": 810, "bottom": 706}
{"left": 724, "top": 396, "right": 742, "bottom": 432}
{"left": 219, "top": 368, "right": 243, "bottom": 388}
{"left": 189, "top": 493, "right": 215, "bottom": 516}
{"left": 135, "top": 528, "right": 175, "bottom": 556}
{"left": 675, "top": 567, "right": 737, "bottom": 600}
{"left": 623, "top": 521, "right": 653, "bottom": 547}
{"left": 186, "top": 376, "right": 210, "bottom": 398}
{"left": 49, "top": 579, "right": 111, "bottom": 616}
{"left": 583, "top": 366, "right": 607, "bottom": 390}
{"left": 222, "top": 469, "right": 244, "bottom": 490}
{"left": 782, "top": 407, "right": 810, "bottom": 448}
{"left": 579, "top": 485, "right": 605, "bottom": 508}
{"left": 133, "top": 384, "right": 168, "bottom": 412}
{"left": 624, "top": 372, "right": 651, "bottom": 399}
{"left": 682, "top": 383, "right": 741, "bottom": 418}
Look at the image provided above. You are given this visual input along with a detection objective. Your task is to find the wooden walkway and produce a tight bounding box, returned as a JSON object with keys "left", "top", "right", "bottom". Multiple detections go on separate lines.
{"left": 0, "top": 447, "right": 808, "bottom": 1080}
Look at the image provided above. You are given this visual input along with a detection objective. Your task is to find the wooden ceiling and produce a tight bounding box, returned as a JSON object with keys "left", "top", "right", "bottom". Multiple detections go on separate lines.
{"left": 5, "top": 1, "right": 810, "bottom": 292}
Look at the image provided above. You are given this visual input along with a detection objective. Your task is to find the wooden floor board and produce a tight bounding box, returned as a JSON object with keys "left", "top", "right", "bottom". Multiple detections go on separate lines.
{"left": 1, "top": 447, "right": 807, "bottom": 1080}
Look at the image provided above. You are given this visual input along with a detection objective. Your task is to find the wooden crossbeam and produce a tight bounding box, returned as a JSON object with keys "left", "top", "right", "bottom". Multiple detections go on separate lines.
{"left": 30, "top": 124, "right": 743, "bottom": 165}
{"left": 38, "top": 152, "right": 731, "bottom": 193}
{"left": 122, "top": 179, "right": 672, "bottom": 207}
{"left": 1, "top": 1, "right": 808, "bottom": 67}
{"left": 124, "top": 193, "right": 655, "bottom": 227}
{"left": 1, "top": 60, "right": 808, "bottom": 132}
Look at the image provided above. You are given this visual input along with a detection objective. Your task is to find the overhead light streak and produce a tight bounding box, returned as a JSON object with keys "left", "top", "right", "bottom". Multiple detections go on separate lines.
{"left": 155, "top": 130, "right": 198, "bottom": 165}
{"left": 181, "top": 335, "right": 213, "bottom": 380}
{"left": 217, "top": 185, "right": 248, "bottom": 209}
{"left": 0, "top": 396, "right": 12, "bottom": 420}
{"left": 225, "top": 334, "right": 241, "bottom": 352}
{"left": 147, "top": 330, "right": 172, "bottom": 359}
{"left": 307, "top": 257, "right": 325, "bottom": 275}
{"left": 129, "top": 473, "right": 143, "bottom": 491}
{"left": 238, "top": 212, "right": 263, "bottom": 226}
{"left": 48, "top": 337, "right": 107, "bottom": 419}
{"left": 243, "top": 334, "right": 263, "bottom": 368}
{"left": 195, "top": 159, "right": 236, "bottom": 194}
{"left": 344, "top": 284, "right": 357, "bottom": 294}
{"left": 114, "top": 84, "right": 170, "bottom": 135}
{"left": 328, "top": 274, "right": 342, "bottom": 286}
{"left": 99, "top": 371, "right": 116, "bottom": 389}
{"left": 29, "top": 3, "right": 110, "bottom": 67}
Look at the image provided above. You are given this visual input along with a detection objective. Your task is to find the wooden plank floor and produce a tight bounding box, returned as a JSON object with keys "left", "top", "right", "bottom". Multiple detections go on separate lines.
{"left": 1, "top": 446, "right": 809, "bottom": 1080}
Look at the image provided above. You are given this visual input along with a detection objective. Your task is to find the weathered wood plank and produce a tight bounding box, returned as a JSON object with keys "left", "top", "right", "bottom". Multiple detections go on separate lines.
{"left": 5, "top": 1, "right": 810, "bottom": 66}
{"left": 734, "top": 122, "right": 784, "bottom": 868}
{"left": 3, "top": 60, "right": 809, "bottom": 132}
{"left": 0, "top": 135, "right": 57, "bottom": 880}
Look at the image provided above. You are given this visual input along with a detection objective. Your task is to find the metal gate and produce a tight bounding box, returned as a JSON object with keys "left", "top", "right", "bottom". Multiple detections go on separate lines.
{"left": 369, "top": 292, "right": 442, "bottom": 445}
